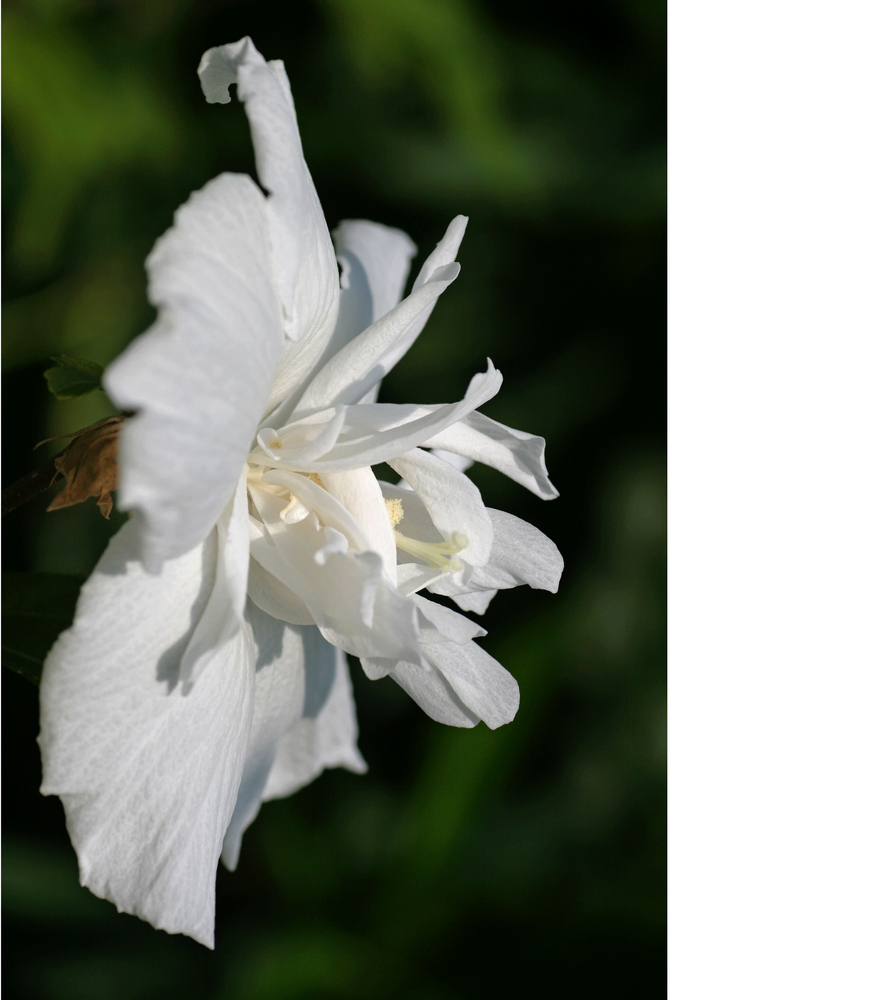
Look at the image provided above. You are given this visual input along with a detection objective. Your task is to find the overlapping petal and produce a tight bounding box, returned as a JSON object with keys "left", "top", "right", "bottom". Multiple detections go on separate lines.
{"left": 39, "top": 521, "right": 256, "bottom": 948}
{"left": 293, "top": 217, "right": 467, "bottom": 412}
{"left": 261, "top": 631, "right": 367, "bottom": 801}
{"left": 429, "top": 507, "right": 563, "bottom": 608}
{"left": 389, "top": 448, "right": 494, "bottom": 567}
{"left": 424, "top": 637, "right": 519, "bottom": 730}
{"left": 249, "top": 490, "right": 421, "bottom": 665}
{"left": 104, "top": 172, "right": 284, "bottom": 570}
{"left": 323, "top": 221, "right": 418, "bottom": 399}
{"left": 221, "top": 603, "right": 366, "bottom": 870}
{"left": 179, "top": 471, "right": 251, "bottom": 685}
{"left": 251, "top": 361, "right": 502, "bottom": 473}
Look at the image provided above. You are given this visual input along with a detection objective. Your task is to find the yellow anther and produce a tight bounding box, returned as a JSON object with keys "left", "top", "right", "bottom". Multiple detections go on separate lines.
{"left": 385, "top": 497, "right": 404, "bottom": 527}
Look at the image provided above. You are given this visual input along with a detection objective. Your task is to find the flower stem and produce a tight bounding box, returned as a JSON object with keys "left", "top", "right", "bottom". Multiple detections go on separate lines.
{"left": 2, "top": 457, "right": 62, "bottom": 516}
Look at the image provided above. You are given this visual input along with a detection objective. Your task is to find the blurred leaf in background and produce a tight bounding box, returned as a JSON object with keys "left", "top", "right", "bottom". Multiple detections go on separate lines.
{"left": 2, "top": 0, "right": 665, "bottom": 996}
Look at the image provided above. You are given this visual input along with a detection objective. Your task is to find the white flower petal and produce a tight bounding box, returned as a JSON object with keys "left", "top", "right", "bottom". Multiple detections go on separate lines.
{"left": 430, "top": 508, "right": 563, "bottom": 602}
{"left": 104, "top": 172, "right": 284, "bottom": 570}
{"left": 388, "top": 448, "right": 493, "bottom": 567}
{"left": 424, "top": 410, "right": 559, "bottom": 500}
{"left": 270, "top": 362, "right": 502, "bottom": 473}
{"left": 39, "top": 521, "right": 256, "bottom": 948}
{"left": 249, "top": 496, "right": 421, "bottom": 666}
{"left": 479, "top": 508, "right": 564, "bottom": 592}
{"left": 257, "top": 470, "right": 371, "bottom": 553}
{"left": 395, "top": 562, "right": 450, "bottom": 596}
{"left": 256, "top": 408, "right": 347, "bottom": 466}
{"left": 375, "top": 658, "right": 479, "bottom": 728}
{"left": 413, "top": 595, "right": 487, "bottom": 644}
{"left": 263, "top": 634, "right": 367, "bottom": 801}
{"left": 179, "top": 471, "right": 251, "bottom": 685}
{"left": 399, "top": 215, "right": 468, "bottom": 359}
{"left": 321, "top": 221, "right": 418, "bottom": 402}
{"left": 318, "top": 579, "right": 423, "bottom": 668}
{"left": 293, "top": 218, "right": 466, "bottom": 412}
{"left": 411, "top": 215, "right": 468, "bottom": 290}
{"left": 424, "top": 640, "right": 519, "bottom": 730}
{"left": 249, "top": 495, "right": 375, "bottom": 624}
{"left": 222, "top": 601, "right": 315, "bottom": 871}
{"left": 318, "top": 467, "right": 397, "bottom": 584}
{"left": 450, "top": 589, "right": 498, "bottom": 614}
{"left": 430, "top": 448, "right": 474, "bottom": 474}
{"left": 334, "top": 220, "right": 418, "bottom": 328}
{"left": 246, "top": 545, "right": 315, "bottom": 625}
{"left": 198, "top": 38, "right": 339, "bottom": 409}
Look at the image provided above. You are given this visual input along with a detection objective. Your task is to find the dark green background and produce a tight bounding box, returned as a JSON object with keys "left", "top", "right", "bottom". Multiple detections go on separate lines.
{"left": 2, "top": 0, "right": 665, "bottom": 996}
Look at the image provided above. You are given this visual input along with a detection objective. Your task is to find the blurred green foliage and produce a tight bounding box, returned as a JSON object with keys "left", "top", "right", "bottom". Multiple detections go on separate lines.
{"left": 2, "top": 0, "right": 665, "bottom": 996}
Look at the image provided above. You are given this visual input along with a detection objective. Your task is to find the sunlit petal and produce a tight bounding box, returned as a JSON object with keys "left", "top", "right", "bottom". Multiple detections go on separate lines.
{"left": 39, "top": 521, "right": 255, "bottom": 948}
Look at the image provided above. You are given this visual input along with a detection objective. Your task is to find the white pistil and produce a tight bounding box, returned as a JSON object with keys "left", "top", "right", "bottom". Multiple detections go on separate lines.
{"left": 393, "top": 529, "right": 468, "bottom": 572}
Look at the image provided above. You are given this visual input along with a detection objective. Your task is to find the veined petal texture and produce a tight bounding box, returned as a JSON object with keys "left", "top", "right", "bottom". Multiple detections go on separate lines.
{"left": 39, "top": 521, "right": 256, "bottom": 948}
{"left": 104, "top": 172, "right": 284, "bottom": 570}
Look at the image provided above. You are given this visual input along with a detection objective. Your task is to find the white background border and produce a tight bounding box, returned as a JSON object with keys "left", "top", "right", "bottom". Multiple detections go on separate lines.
{"left": 670, "top": 0, "right": 873, "bottom": 994}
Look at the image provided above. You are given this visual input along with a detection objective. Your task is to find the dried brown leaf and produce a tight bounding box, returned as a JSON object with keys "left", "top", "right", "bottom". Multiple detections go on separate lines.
{"left": 47, "top": 416, "right": 125, "bottom": 519}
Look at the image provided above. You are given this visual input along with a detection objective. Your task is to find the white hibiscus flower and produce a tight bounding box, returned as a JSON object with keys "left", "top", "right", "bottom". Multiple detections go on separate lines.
{"left": 38, "top": 37, "right": 562, "bottom": 948}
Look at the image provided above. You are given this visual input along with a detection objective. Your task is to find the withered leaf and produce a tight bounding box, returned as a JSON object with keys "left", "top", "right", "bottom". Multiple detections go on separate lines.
{"left": 47, "top": 416, "right": 125, "bottom": 519}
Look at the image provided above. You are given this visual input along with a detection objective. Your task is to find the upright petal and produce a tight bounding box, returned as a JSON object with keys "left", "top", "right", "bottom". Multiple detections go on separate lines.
{"left": 39, "top": 521, "right": 256, "bottom": 948}
{"left": 334, "top": 220, "right": 418, "bottom": 328}
{"left": 104, "top": 172, "right": 284, "bottom": 570}
{"left": 292, "top": 217, "right": 466, "bottom": 412}
{"left": 198, "top": 37, "right": 340, "bottom": 409}
{"left": 325, "top": 221, "right": 418, "bottom": 396}
{"left": 400, "top": 215, "right": 469, "bottom": 358}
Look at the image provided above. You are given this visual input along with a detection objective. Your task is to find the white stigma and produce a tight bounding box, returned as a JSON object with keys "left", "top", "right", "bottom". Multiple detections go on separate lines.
{"left": 393, "top": 528, "right": 468, "bottom": 573}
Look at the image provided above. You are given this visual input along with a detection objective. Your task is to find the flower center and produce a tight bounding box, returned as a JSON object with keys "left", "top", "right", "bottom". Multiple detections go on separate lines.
{"left": 246, "top": 463, "right": 325, "bottom": 523}
{"left": 247, "top": 438, "right": 468, "bottom": 572}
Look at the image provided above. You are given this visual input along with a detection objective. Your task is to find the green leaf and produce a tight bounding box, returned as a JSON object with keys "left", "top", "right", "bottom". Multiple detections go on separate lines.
{"left": 2, "top": 572, "right": 83, "bottom": 685}
{"left": 44, "top": 354, "right": 105, "bottom": 399}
